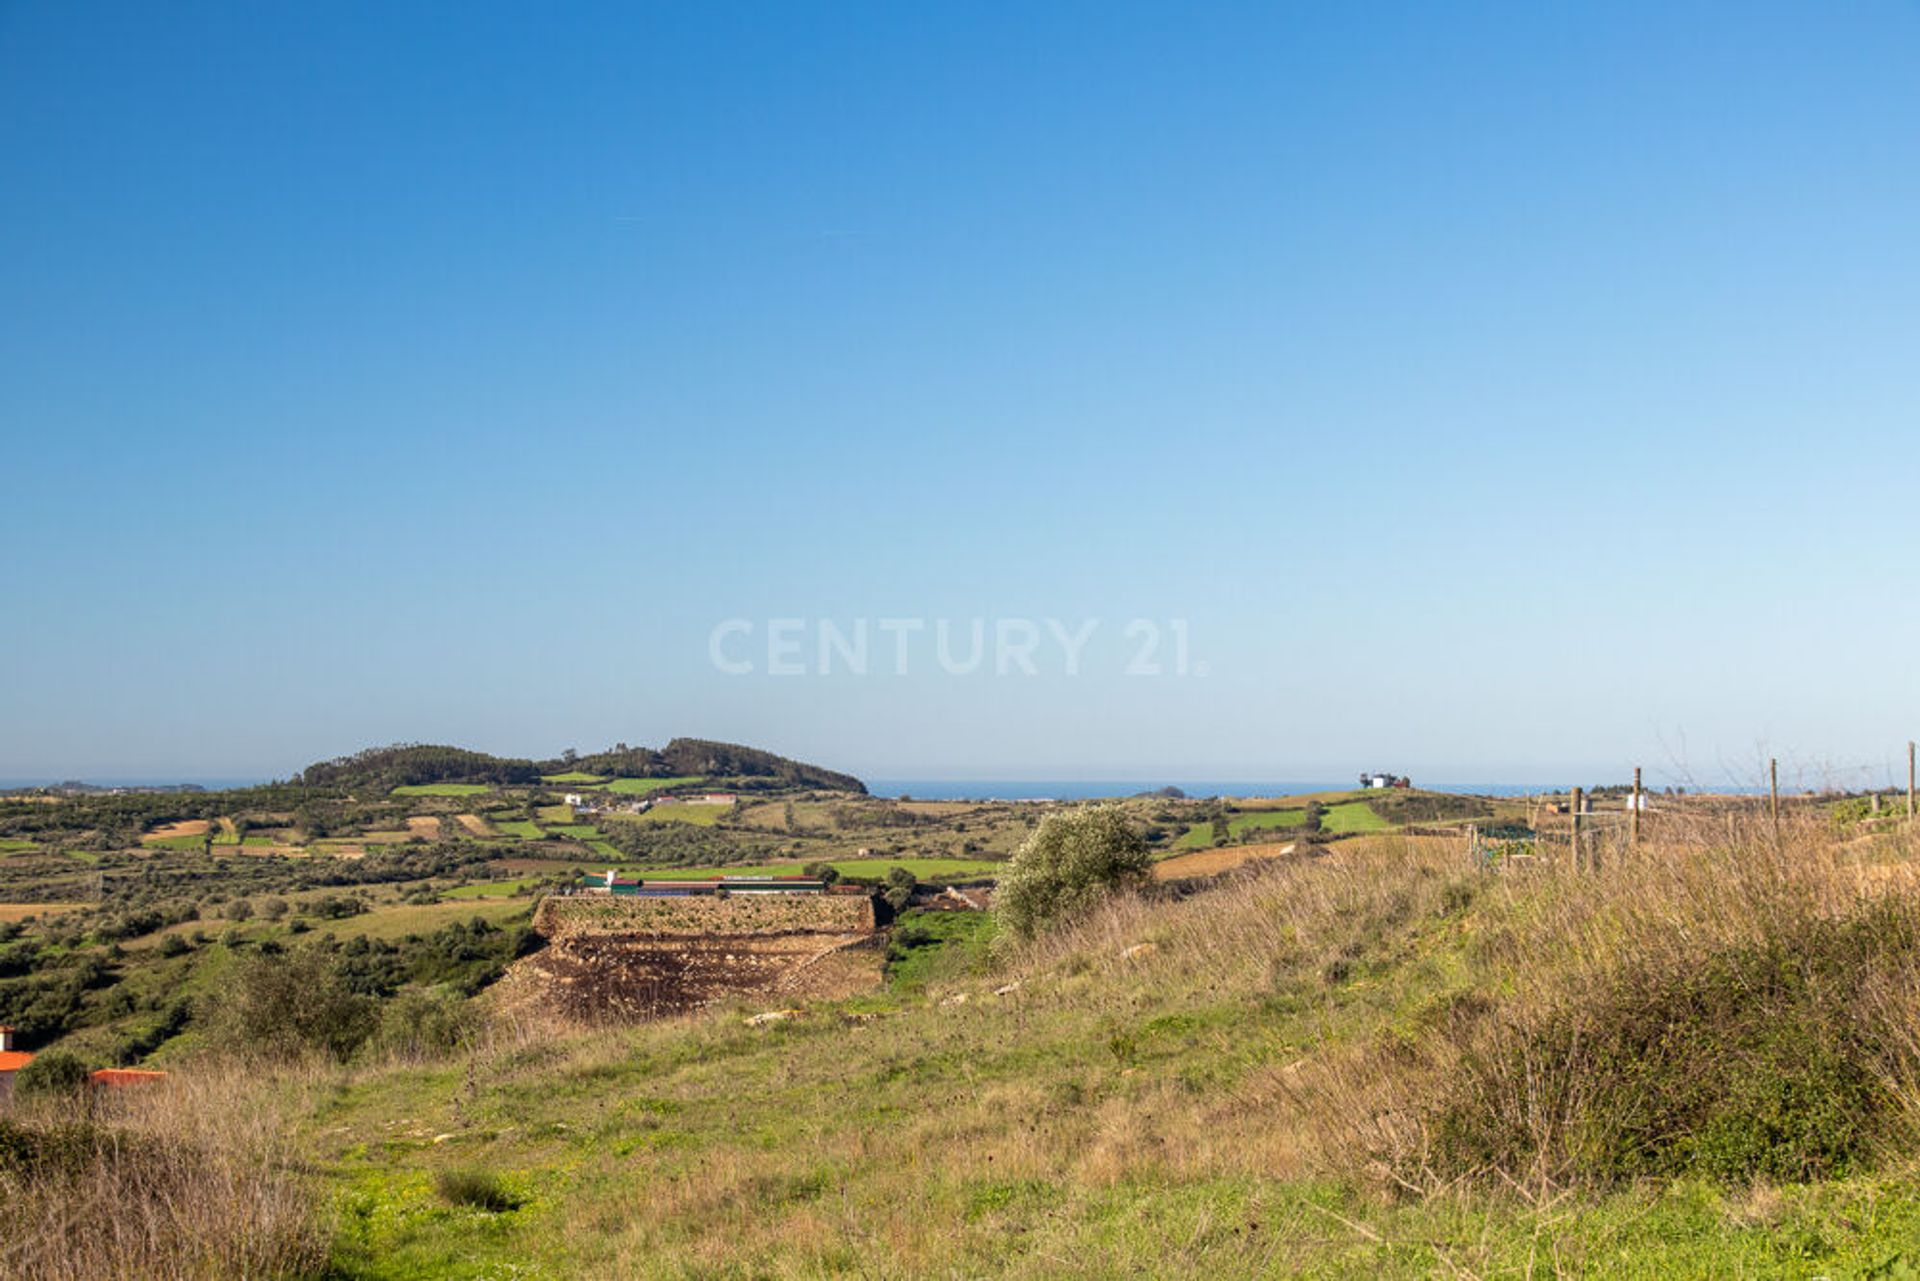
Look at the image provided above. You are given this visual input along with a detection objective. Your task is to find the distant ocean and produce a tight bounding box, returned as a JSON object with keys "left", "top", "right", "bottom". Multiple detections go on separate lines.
{"left": 865, "top": 779, "right": 1560, "bottom": 801}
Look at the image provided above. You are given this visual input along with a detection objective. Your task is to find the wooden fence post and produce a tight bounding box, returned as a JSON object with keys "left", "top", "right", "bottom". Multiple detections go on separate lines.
{"left": 1630, "top": 766, "right": 1642, "bottom": 849}
{"left": 1570, "top": 786, "right": 1584, "bottom": 871}
{"left": 1908, "top": 741, "right": 1915, "bottom": 820}
{"left": 1769, "top": 757, "right": 1781, "bottom": 845}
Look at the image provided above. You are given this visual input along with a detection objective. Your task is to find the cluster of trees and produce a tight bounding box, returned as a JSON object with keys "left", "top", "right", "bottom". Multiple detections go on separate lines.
{"left": 290, "top": 738, "right": 867, "bottom": 795}
{"left": 649, "top": 739, "right": 866, "bottom": 793}
{"left": 0, "top": 783, "right": 324, "bottom": 850}
{"left": 0, "top": 947, "right": 114, "bottom": 1041}
{"left": 212, "top": 925, "right": 530, "bottom": 1062}
{"left": 825, "top": 802, "right": 929, "bottom": 831}
{"left": 563, "top": 738, "right": 867, "bottom": 792}
{"left": 3, "top": 912, "right": 534, "bottom": 1070}
{"left": 296, "top": 745, "right": 541, "bottom": 790}
{"left": 597, "top": 820, "right": 783, "bottom": 867}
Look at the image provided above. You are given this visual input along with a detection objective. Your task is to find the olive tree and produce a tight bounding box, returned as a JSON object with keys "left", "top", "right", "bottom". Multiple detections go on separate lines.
{"left": 995, "top": 806, "right": 1151, "bottom": 939}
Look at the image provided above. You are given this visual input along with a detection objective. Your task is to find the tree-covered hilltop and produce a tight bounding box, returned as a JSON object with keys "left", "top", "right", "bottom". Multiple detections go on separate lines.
{"left": 295, "top": 745, "right": 541, "bottom": 791}
{"left": 295, "top": 739, "right": 866, "bottom": 794}
{"left": 639, "top": 738, "right": 866, "bottom": 794}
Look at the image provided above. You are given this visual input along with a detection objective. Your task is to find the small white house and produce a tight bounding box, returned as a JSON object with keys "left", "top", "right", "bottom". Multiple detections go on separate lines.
{"left": 563, "top": 793, "right": 584, "bottom": 808}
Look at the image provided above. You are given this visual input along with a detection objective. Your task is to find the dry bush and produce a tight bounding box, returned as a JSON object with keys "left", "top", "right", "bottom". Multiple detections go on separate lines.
{"left": 0, "top": 1068, "right": 330, "bottom": 1281}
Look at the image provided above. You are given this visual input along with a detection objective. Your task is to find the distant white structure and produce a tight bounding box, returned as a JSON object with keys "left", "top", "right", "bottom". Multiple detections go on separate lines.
{"left": 1361, "top": 772, "right": 1411, "bottom": 790}
{"left": 563, "top": 793, "right": 585, "bottom": 807}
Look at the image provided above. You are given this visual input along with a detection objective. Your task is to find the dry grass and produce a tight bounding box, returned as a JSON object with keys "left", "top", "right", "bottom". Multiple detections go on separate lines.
{"left": 0, "top": 1069, "right": 330, "bottom": 1280}
{"left": 141, "top": 819, "right": 209, "bottom": 842}
{"left": 1266, "top": 813, "right": 1920, "bottom": 1191}
{"left": 453, "top": 813, "right": 495, "bottom": 838}
{"left": 1150, "top": 840, "right": 1295, "bottom": 880}
{"left": 0, "top": 903, "right": 84, "bottom": 923}
{"left": 989, "top": 810, "right": 1920, "bottom": 1191}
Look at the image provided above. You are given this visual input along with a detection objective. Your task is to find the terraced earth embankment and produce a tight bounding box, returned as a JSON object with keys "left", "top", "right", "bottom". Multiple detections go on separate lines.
{"left": 493, "top": 893, "right": 883, "bottom": 1024}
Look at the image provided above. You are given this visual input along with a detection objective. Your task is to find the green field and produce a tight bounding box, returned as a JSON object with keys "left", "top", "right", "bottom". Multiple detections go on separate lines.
{"left": 539, "top": 771, "right": 608, "bottom": 784}
{"left": 492, "top": 819, "right": 542, "bottom": 839}
{"left": 603, "top": 775, "right": 704, "bottom": 795}
{"left": 535, "top": 804, "right": 574, "bottom": 824}
{"left": 629, "top": 800, "right": 725, "bottom": 826}
{"left": 885, "top": 907, "right": 999, "bottom": 993}
{"left": 1322, "top": 799, "right": 1390, "bottom": 832}
{"left": 0, "top": 839, "right": 35, "bottom": 854}
{"left": 389, "top": 783, "right": 492, "bottom": 797}
{"left": 1174, "top": 808, "right": 1309, "bottom": 848}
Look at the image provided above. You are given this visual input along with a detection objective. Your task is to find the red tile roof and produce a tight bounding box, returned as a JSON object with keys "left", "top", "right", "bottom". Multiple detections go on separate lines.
{"left": 0, "top": 1051, "right": 33, "bottom": 1072}
{"left": 90, "top": 1069, "right": 167, "bottom": 1088}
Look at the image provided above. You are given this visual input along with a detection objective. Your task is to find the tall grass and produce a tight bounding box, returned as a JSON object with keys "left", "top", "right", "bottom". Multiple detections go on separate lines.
{"left": 1036, "top": 809, "right": 1920, "bottom": 1195}
{"left": 0, "top": 1068, "right": 330, "bottom": 1280}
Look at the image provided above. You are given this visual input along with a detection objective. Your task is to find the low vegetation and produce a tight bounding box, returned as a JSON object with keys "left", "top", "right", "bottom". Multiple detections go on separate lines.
{"left": 15, "top": 759, "right": 1920, "bottom": 1275}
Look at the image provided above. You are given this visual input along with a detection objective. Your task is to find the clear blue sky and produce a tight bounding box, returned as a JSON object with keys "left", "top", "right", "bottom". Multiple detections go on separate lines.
{"left": 4, "top": 2, "right": 1919, "bottom": 788}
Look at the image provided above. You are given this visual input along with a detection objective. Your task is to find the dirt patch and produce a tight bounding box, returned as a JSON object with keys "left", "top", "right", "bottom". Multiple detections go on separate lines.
{"left": 1153, "top": 842, "right": 1297, "bottom": 880}
{"left": 405, "top": 817, "right": 444, "bottom": 840}
{"left": 143, "top": 820, "right": 209, "bottom": 842}
{"left": 1325, "top": 833, "right": 1462, "bottom": 860}
{"left": 0, "top": 902, "right": 85, "bottom": 922}
{"left": 455, "top": 814, "right": 495, "bottom": 838}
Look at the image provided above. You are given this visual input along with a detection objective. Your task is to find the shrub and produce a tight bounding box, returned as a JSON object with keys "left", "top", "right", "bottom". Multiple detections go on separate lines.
{"left": 995, "top": 806, "right": 1151, "bottom": 939}
{"left": 1427, "top": 900, "right": 1920, "bottom": 1185}
{"left": 15, "top": 1049, "right": 91, "bottom": 1098}
{"left": 367, "top": 987, "right": 478, "bottom": 1060}
{"left": 212, "top": 946, "right": 377, "bottom": 1062}
{"left": 883, "top": 866, "right": 918, "bottom": 912}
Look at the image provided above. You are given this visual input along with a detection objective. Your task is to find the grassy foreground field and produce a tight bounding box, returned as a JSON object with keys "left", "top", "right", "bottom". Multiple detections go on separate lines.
{"left": 190, "top": 814, "right": 1920, "bottom": 1277}
{"left": 22, "top": 793, "right": 1920, "bottom": 1278}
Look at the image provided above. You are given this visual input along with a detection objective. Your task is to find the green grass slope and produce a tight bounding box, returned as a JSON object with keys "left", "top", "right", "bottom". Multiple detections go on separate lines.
{"left": 296, "top": 818, "right": 1920, "bottom": 1278}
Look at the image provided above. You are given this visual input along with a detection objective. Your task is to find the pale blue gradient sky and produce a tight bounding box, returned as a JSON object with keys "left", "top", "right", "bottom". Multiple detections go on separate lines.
{"left": 3, "top": 2, "right": 1918, "bottom": 786}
